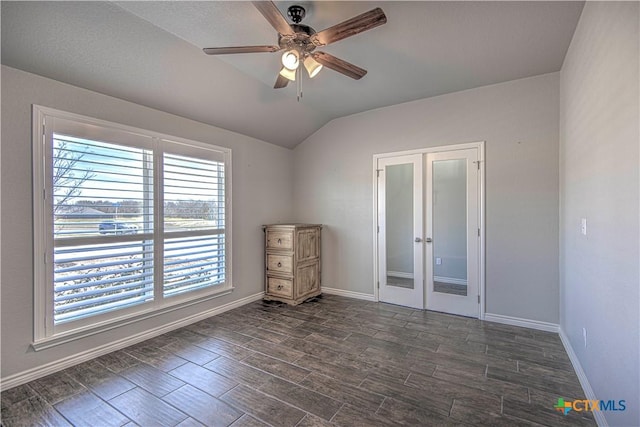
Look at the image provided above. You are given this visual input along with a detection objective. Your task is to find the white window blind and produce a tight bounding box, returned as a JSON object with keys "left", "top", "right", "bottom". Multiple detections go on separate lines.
{"left": 53, "top": 241, "right": 155, "bottom": 322}
{"left": 33, "top": 106, "right": 232, "bottom": 343}
{"left": 163, "top": 152, "right": 226, "bottom": 297}
{"left": 53, "top": 136, "right": 154, "bottom": 323}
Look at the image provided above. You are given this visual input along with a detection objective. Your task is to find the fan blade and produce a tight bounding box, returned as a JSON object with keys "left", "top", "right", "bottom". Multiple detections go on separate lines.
{"left": 252, "top": 1, "right": 295, "bottom": 36}
{"left": 312, "top": 52, "right": 367, "bottom": 80}
{"left": 311, "top": 8, "right": 387, "bottom": 46}
{"left": 203, "top": 46, "right": 280, "bottom": 55}
{"left": 274, "top": 73, "right": 289, "bottom": 89}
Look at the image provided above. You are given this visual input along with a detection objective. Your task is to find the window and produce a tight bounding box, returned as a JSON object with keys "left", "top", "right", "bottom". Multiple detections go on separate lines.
{"left": 33, "top": 106, "right": 232, "bottom": 345}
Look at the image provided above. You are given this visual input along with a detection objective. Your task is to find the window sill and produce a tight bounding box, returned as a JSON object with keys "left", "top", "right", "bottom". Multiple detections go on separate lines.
{"left": 32, "top": 287, "right": 234, "bottom": 351}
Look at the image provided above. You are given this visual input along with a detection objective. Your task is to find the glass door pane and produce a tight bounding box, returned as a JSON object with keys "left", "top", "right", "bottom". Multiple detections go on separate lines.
{"left": 432, "top": 159, "right": 467, "bottom": 296}
{"left": 385, "top": 164, "right": 414, "bottom": 289}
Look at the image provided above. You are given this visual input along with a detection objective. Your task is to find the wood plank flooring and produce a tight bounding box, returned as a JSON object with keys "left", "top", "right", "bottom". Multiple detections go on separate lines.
{"left": 1, "top": 295, "right": 595, "bottom": 426}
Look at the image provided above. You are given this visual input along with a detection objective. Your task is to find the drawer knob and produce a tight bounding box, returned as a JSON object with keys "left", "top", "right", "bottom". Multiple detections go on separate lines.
{"left": 277, "top": 285, "right": 283, "bottom": 290}
{"left": 277, "top": 262, "right": 282, "bottom": 267}
{"left": 277, "top": 238, "right": 282, "bottom": 244}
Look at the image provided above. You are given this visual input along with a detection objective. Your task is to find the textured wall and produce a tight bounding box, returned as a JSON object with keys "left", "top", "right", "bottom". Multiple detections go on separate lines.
{"left": 559, "top": 2, "right": 640, "bottom": 425}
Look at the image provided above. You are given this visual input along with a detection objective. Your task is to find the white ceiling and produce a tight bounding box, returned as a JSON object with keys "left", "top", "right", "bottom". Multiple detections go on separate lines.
{"left": 1, "top": 1, "right": 583, "bottom": 148}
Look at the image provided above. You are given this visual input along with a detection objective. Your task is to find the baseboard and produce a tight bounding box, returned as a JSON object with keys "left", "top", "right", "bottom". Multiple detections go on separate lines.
{"left": 483, "top": 313, "right": 559, "bottom": 333}
{"left": 559, "top": 329, "right": 607, "bottom": 427}
{"left": 433, "top": 276, "right": 467, "bottom": 286}
{"left": 322, "top": 287, "right": 376, "bottom": 302}
{"left": 387, "top": 271, "right": 413, "bottom": 279}
{"left": 0, "top": 292, "right": 265, "bottom": 392}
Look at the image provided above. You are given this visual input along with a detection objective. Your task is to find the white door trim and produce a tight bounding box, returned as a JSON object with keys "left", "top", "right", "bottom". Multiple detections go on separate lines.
{"left": 373, "top": 141, "right": 485, "bottom": 319}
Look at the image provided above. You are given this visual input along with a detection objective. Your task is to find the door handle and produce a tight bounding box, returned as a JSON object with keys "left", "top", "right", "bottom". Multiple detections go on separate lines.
{"left": 415, "top": 237, "right": 422, "bottom": 243}
{"left": 425, "top": 237, "right": 433, "bottom": 243}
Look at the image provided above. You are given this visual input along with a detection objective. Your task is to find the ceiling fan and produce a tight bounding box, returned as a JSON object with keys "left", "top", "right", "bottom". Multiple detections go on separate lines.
{"left": 203, "top": 1, "right": 387, "bottom": 89}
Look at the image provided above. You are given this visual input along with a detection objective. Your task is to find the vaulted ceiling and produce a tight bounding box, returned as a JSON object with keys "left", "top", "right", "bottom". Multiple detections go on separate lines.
{"left": 1, "top": 1, "right": 583, "bottom": 148}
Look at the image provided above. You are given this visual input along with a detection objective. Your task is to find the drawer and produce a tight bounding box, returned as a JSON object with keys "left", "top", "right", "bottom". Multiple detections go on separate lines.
{"left": 266, "top": 230, "right": 294, "bottom": 250}
{"left": 266, "top": 254, "right": 293, "bottom": 274}
{"left": 267, "top": 277, "right": 293, "bottom": 298}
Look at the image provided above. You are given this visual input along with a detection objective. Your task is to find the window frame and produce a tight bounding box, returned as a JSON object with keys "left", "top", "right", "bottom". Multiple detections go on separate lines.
{"left": 32, "top": 105, "right": 233, "bottom": 349}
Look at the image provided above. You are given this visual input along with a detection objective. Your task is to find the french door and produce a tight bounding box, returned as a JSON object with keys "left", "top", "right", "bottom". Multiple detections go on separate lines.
{"left": 377, "top": 154, "right": 424, "bottom": 309}
{"left": 425, "top": 149, "right": 479, "bottom": 317}
{"left": 376, "top": 145, "right": 482, "bottom": 317}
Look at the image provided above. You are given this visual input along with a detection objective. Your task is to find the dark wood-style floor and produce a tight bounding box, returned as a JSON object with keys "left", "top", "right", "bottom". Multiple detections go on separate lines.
{"left": 1, "top": 295, "right": 595, "bottom": 426}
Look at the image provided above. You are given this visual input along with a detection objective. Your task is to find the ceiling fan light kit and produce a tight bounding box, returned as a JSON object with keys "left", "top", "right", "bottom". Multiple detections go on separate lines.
{"left": 281, "top": 49, "right": 300, "bottom": 70}
{"left": 203, "top": 1, "right": 387, "bottom": 97}
{"left": 304, "top": 55, "right": 323, "bottom": 78}
{"left": 279, "top": 66, "right": 297, "bottom": 81}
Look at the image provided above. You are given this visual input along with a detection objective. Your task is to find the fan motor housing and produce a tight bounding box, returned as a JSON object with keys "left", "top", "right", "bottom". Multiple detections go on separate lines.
{"left": 278, "top": 24, "right": 317, "bottom": 53}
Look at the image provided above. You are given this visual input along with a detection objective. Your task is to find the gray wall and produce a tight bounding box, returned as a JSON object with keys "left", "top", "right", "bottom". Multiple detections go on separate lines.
{"left": 559, "top": 2, "right": 639, "bottom": 426}
{"left": 1, "top": 66, "right": 294, "bottom": 380}
{"left": 293, "top": 73, "right": 560, "bottom": 323}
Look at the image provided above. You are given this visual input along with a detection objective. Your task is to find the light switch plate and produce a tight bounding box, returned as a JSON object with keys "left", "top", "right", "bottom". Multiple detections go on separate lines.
{"left": 581, "top": 218, "right": 587, "bottom": 235}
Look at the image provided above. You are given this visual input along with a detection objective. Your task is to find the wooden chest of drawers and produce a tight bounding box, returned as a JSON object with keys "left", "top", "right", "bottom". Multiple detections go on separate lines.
{"left": 263, "top": 224, "right": 322, "bottom": 305}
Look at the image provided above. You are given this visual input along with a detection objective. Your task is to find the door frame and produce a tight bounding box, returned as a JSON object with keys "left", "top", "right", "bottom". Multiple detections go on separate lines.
{"left": 372, "top": 141, "right": 486, "bottom": 319}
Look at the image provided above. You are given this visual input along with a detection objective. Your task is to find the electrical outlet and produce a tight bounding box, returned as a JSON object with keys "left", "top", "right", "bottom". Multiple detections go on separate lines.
{"left": 583, "top": 327, "right": 587, "bottom": 348}
{"left": 435, "top": 257, "right": 442, "bottom": 265}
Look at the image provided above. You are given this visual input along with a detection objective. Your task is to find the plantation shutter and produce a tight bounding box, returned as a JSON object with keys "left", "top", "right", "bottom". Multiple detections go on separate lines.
{"left": 34, "top": 107, "right": 232, "bottom": 342}
{"left": 162, "top": 147, "right": 226, "bottom": 297}
{"left": 52, "top": 133, "right": 155, "bottom": 323}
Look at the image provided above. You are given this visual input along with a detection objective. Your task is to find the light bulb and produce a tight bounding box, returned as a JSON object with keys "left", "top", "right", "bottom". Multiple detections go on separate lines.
{"left": 281, "top": 50, "right": 300, "bottom": 70}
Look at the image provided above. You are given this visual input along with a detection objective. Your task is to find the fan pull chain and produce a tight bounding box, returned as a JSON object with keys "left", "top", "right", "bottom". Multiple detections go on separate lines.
{"left": 296, "top": 67, "right": 303, "bottom": 102}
